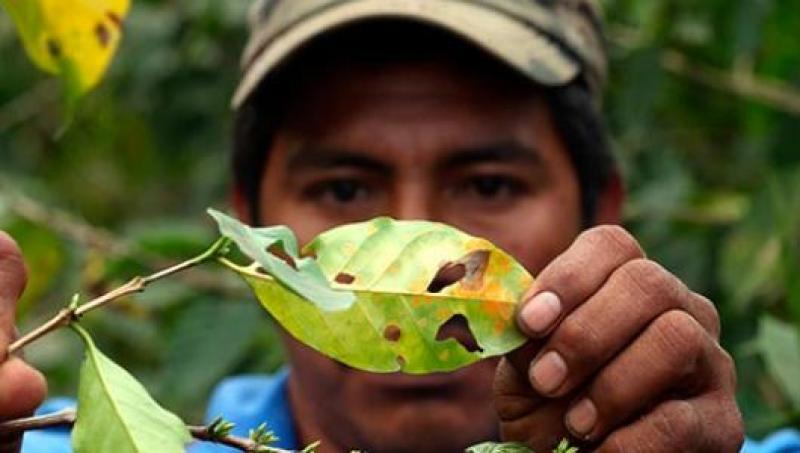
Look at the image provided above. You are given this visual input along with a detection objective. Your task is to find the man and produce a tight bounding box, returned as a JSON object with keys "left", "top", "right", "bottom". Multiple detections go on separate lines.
{"left": 1, "top": 0, "right": 760, "bottom": 451}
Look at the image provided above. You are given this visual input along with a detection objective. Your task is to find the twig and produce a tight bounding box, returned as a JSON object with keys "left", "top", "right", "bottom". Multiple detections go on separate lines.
{"left": 608, "top": 23, "right": 800, "bottom": 117}
{"left": 0, "top": 409, "right": 75, "bottom": 433}
{"left": 188, "top": 425, "right": 290, "bottom": 453}
{"left": 0, "top": 81, "right": 59, "bottom": 132}
{"left": 7, "top": 237, "right": 230, "bottom": 355}
{"left": 0, "top": 178, "right": 125, "bottom": 255}
{"left": 660, "top": 50, "right": 800, "bottom": 116}
{"left": 0, "top": 410, "right": 293, "bottom": 453}
{"left": 0, "top": 180, "right": 245, "bottom": 296}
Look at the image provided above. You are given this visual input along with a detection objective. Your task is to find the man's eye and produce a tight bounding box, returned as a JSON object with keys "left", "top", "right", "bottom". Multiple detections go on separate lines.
{"left": 327, "top": 180, "right": 360, "bottom": 202}
{"left": 307, "top": 179, "right": 370, "bottom": 204}
{"left": 461, "top": 175, "right": 525, "bottom": 199}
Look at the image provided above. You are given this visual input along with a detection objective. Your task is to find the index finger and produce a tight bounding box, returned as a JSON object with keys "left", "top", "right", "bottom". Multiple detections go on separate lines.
{"left": 0, "top": 231, "right": 27, "bottom": 353}
{"left": 517, "top": 225, "right": 644, "bottom": 338}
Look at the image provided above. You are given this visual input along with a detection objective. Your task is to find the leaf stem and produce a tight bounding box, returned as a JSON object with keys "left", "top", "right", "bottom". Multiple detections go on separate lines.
{"left": 7, "top": 237, "right": 231, "bottom": 355}
{"left": 0, "top": 409, "right": 75, "bottom": 433}
{"left": 217, "top": 256, "right": 262, "bottom": 276}
{"left": 0, "top": 409, "right": 294, "bottom": 452}
{"left": 188, "top": 423, "right": 290, "bottom": 452}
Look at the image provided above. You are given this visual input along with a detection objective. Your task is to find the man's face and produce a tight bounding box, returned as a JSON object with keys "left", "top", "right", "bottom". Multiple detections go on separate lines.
{"left": 247, "top": 57, "right": 588, "bottom": 452}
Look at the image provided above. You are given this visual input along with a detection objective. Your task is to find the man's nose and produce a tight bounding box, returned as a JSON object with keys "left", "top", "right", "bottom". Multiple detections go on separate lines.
{"left": 390, "top": 178, "right": 436, "bottom": 221}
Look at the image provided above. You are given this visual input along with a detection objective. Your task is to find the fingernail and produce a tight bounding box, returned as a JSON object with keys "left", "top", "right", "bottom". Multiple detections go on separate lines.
{"left": 520, "top": 291, "right": 561, "bottom": 335}
{"left": 529, "top": 350, "right": 567, "bottom": 394}
{"left": 566, "top": 398, "right": 597, "bottom": 438}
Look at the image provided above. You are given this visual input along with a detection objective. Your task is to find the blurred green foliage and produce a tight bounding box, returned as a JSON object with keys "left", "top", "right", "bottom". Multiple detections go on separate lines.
{"left": 1, "top": 0, "right": 799, "bottom": 436}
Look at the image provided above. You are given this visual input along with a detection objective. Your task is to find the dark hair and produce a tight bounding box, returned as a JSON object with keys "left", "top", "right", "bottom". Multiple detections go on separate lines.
{"left": 233, "top": 21, "right": 616, "bottom": 226}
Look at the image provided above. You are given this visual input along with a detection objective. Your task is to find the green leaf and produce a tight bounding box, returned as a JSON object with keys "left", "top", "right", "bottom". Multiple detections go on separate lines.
{"left": 159, "top": 299, "right": 263, "bottom": 413}
{"left": 467, "top": 438, "right": 575, "bottom": 453}
{"left": 756, "top": 315, "right": 800, "bottom": 408}
{"left": 208, "top": 208, "right": 355, "bottom": 311}
{"left": 466, "top": 441, "right": 534, "bottom": 453}
{"left": 553, "top": 438, "right": 579, "bottom": 453}
{"left": 129, "top": 220, "right": 214, "bottom": 259}
{"left": 71, "top": 324, "right": 191, "bottom": 453}
{"left": 206, "top": 416, "right": 236, "bottom": 439}
{"left": 0, "top": 0, "right": 131, "bottom": 106}
{"left": 1, "top": 217, "right": 67, "bottom": 317}
{"left": 249, "top": 422, "right": 278, "bottom": 446}
{"left": 214, "top": 212, "right": 532, "bottom": 374}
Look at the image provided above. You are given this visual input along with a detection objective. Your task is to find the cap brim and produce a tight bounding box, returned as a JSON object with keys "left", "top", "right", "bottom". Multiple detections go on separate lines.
{"left": 232, "top": 0, "right": 580, "bottom": 108}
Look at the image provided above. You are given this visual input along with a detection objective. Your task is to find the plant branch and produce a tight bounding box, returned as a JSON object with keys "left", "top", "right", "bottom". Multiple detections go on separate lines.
{"left": 0, "top": 410, "right": 293, "bottom": 453}
{"left": 608, "top": 23, "right": 800, "bottom": 117}
{"left": 0, "top": 81, "right": 59, "bottom": 132}
{"left": 0, "top": 180, "right": 245, "bottom": 296}
{"left": 0, "top": 178, "right": 126, "bottom": 255}
{"left": 660, "top": 50, "right": 800, "bottom": 116}
{"left": 0, "top": 409, "right": 75, "bottom": 433}
{"left": 188, "top": 424, "right": 290, "bottom": 453}
{"left": 7, "top": 237, "right": 230, "bottom": 355}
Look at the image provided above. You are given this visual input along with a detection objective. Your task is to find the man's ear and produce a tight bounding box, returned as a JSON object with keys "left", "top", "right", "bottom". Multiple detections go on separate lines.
{"left": 593, "top": 170, "right": 625, "bottom": 225}
{"left": 230, "top": 186, "right": 253, "bottom": 224}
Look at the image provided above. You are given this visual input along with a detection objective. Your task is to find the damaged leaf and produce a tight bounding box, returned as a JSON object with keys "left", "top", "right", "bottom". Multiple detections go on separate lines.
{"left": 208, "top": 209, "right": 355, "bottom": 310}
{"left": 0, "top": 0, "right": 130, "bottom": 105}
{"left": 212, "top": 211, "right": 533, "bottom": 374}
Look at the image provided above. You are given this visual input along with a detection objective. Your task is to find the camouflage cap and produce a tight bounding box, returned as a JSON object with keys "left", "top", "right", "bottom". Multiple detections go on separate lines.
{"left": 233, "top": 0, "right": 607, "bottom": 108}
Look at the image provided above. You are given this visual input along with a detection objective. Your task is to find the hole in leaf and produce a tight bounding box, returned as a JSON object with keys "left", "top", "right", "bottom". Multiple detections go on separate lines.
{"left": 255, "top": 267, "right": 268, "bottom": 275}
{"left": 383, "top": 324, "right": 401, "bottom": 342}
{"left": 95, "top": 23, "right": 111, "bottom": 47}
{"left": 267, "top": 244, "right": 297, "bottom": 270}
{"left": 458, "top": 250, "right": 491, "bottom": 290}
{"left": 335, "top": 273, "right": 355, "bottom": 284}
{"left": 427, "top": 263, "right": 466, "bottom": 293}
{"left": 435, "top": 314, "right": 483, "bottom": 353}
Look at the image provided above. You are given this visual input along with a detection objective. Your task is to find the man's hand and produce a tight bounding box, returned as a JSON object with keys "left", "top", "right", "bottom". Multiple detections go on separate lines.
{"left": 494, "top": 226, "right": 744, "bottom": 452}
{"left": 0, "top": 232, "right": 47, "bottom": 453}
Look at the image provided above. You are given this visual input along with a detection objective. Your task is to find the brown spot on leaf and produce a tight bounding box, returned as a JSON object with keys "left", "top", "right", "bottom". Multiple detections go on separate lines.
{"left": 267, "top": 244, "right": 296, "bottom": 269}
{"left": 46, "top": 38, "right": 62, "bottom": 58}
{"left": 427, "top": 262, "right": 466, "bottom": 293}
{"left": 335, "top": 272, "right": 355, "bottom": 284}
{"left": 435, "top": 314, "right": 483, "bottom": 353}
{"left": 396, "top": 355, "right": 406, "bottom": 368}
{"left": 458, "top": 250, "right": 490, "bottom": 291}
{"left": 95, "top": 23, "right": 111, "bottom": 47}
{"left": 426, "top": 250, "right": 491, "bottom": 293}
{"left": 106, "top": 11, "right": 123, "bottom": 28}
{"left": 383, "top": 324, "right": 401, "bottom": 342}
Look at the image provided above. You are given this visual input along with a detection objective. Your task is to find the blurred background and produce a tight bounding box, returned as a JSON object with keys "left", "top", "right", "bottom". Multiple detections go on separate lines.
{"left": 1, "top": 0, "right": 799, "bottom": 436}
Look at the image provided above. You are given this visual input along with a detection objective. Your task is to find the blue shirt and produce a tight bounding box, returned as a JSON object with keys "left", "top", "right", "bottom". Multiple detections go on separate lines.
{"left": 20, "top": 369, "right": 800, "bottom": 452}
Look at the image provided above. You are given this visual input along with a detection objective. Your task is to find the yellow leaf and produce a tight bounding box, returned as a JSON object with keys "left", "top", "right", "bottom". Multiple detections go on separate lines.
{"left": 1, "top": 0, "right": 130, "bottom": 101}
